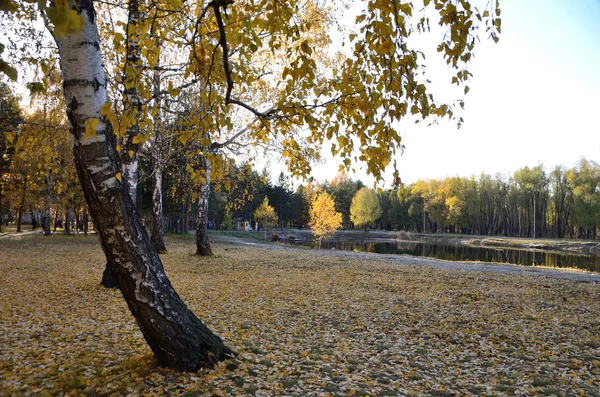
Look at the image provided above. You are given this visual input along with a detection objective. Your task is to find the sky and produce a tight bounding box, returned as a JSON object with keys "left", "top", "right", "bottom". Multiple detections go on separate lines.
{"left": 305, "top": 0, "right": 600, "bottom": 187}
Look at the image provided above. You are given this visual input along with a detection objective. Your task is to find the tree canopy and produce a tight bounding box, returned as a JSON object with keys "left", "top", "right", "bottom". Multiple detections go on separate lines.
{"left": 309, "top": 191, "right": 342, "bottom": 246}
{"left": 350, "top": 187, "right": 383, "bottom": 229}
{"left": 254, "top": 196, "right": 278, "bottom": 234}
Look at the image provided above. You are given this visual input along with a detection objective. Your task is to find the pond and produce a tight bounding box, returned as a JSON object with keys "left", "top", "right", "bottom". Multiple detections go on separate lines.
{"left": 317, "top": 240, "right": 600, "bottom": 273}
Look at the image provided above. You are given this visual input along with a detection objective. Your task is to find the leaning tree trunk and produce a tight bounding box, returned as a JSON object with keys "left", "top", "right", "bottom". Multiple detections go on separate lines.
{"left": 53, "top": 0, "right": 232, "bottom": 371}
{"left": 195, "top": 155, "right": 213, "bottom": 256}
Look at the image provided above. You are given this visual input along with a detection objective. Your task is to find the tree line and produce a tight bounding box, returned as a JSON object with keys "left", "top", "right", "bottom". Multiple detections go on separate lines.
{"left": 143, "top": 157, "right": 600, "bottom": 241}
{"left": 3, "top": 93, "right": 598, "bottom": 244}
{"left": 209, "top": 160, "right": 600, "bottom": 240}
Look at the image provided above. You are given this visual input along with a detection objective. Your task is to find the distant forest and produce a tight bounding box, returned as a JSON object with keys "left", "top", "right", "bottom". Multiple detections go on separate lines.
{"left": 138, "top": 159, "right": 597, "bottom": 240}
{"left": 3, "top": 139, "right": 599, "bottom": 240}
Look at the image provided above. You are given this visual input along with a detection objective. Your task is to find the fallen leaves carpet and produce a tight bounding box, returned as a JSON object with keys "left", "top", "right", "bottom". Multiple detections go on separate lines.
{"left": 1, "top": 235, "right": 599, "bottom": 396}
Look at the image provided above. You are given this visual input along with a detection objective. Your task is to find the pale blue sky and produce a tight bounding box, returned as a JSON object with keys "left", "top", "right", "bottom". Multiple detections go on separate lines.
{"left": 310, "top": 0, "right": 600, "bottom": 186}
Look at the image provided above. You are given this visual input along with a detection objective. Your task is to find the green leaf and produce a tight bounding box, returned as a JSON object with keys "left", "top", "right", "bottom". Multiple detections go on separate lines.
{"left": 26, "top": 82, "right": 46, "bottom": 94}
{"left": 0, "top": 60, "right": 17, "bottom": 81}
{"left": 46, "top": 6, "right": 84, "bottom": 37}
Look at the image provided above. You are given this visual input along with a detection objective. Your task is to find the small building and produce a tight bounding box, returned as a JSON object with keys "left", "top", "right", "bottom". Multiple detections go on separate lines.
{"left": 236, "top": 218, "right": 251, "bottom": 231}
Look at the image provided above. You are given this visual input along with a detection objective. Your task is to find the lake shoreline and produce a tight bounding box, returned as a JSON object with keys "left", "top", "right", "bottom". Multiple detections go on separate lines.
{"left": 211, "top": 233, "right": 600, "bottom": 283}
{"left": 232, "top": 229, "right": 600, "bottom": 255}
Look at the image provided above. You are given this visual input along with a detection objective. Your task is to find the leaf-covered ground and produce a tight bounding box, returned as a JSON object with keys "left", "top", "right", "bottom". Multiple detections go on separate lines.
{"left": 1, "top": 235, "right": 599, "bottom": 396}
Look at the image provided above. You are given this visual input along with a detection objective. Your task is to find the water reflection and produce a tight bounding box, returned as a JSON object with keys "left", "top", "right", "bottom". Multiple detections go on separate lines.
{"left": 318, "top": 240, "right": 600, "bottom": 273}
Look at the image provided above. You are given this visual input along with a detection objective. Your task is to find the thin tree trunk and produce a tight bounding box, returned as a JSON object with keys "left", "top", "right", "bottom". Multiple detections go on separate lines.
{"left": 53, "top": 205, "right": 60, "bottom": 232}
{"left": 121, "top": 0, "right": 141, "bottom": 205}
{"left": 150, "top": 68, "right": 166, "bottom": 252}
{"left": 16, "top": 206, "right": 23, "bottom": 232}
{"left": 83, "top": 211, "right": 89, "bottom": 235}
{"left": 65, "top": 205, "right": 71, "bottom": 235}
{"left": 102, "top": 0, "right": 142, "bottom": 287}
{"left": 53, "top": 0, "right": 231, "bottom": 370}
{"left": 42, "top": 170, "right": 52, "bottom": 235}
{"left": 75, "top": 207, "right": 81, "bottom": 234}
{"left": 151, "top": 162, "right": 167, "bottom": 252}
{"left": 17, "top": 174, "right": 27, "bottom": 232}
{"left": 30, "top": 206, "right": 37, "bottom": 230}
{"left": 195, "top": 155, "right": 213, "bottom": 256}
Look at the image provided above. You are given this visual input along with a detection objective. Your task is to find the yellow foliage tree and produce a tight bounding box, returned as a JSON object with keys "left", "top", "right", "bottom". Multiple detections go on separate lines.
{"left": 254, "top": 196, "right": 278, "bottom": 239}
{"left": 309, "top": 192, "right": 342, "bottom": 248}
{"left": 350, "top": 187, "right": 382, "bottom": 230}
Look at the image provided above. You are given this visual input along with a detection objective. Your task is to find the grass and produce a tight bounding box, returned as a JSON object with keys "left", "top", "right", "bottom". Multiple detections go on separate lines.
{"left": 1, "top": 234, "right": 599, "bottom": 396}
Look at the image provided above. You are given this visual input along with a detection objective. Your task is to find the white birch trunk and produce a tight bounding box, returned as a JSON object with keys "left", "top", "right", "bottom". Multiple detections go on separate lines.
{"left": 52, "top": 0, "right": 231, "bottom": 371}
{"left": 195, "top": 154, "right": 213, "bottom": 256}
{"left": 150, "top": 68, "right": 166, "bottom": 252}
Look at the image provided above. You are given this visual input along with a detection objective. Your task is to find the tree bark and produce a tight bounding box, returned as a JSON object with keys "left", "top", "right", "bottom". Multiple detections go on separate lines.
{"left": 0, "top": 184, "right": 3, "bottom": 233}
{"left": 53, "top": 205, "right": 60, "bottom": 232}
{"left": 53, "top": 0, "right": 232, "bottom": 371}
{"left": 102, "top": 0, "right": 143, "bottom": 286}
{"left": 16, "top": 174, "right": 27, "bottom": 232}
{"left": 65, "top": 205, "right": 71, "bottom": 235}
{"left": 75, "top": 207, "right": 81, "bottom": 234}
{"left": 0, "top": 182, "right": 4, "bottom": 233}
{"left": 83, "top": 211, "right": 89, "bottom": 235}
{"left": 16, "top": 206, "right": 23, "bottom": 232}
{"left": 151, "top": 160, "right": 167, "bottom": 252}
{"left": 42, "top": 170, "right": 52, "bottom": 235}
{"left": 121, "top": 0, "right": 142, "bottom": 205}
{"left": 150, "top": 68, "right": 166, "bottom": 252}
{"left": 195, "top": 155, "right": 213, "bottom": 256}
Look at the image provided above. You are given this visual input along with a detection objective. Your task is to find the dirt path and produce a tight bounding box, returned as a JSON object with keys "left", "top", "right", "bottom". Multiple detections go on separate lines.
{"left": 212, "top": 234, "right": 600, "bottom": 283}
{"left": 0, "top": 230, "right": 43, "bottom": 239}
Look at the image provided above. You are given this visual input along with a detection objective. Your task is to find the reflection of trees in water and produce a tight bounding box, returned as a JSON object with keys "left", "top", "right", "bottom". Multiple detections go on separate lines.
{"left": 319, "top": 241, "right": 600, "bottom": 273}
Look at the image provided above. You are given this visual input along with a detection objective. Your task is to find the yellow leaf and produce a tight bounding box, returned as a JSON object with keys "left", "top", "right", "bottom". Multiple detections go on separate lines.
{"left": 128, "top": 150, "right": 134, "bottom": 158}
{"left": 132, "top": 133, "right": 143, "bottom": 145}
{"left": 179, "top": 130, "right": 193, "bottom": 145}
{"left": 115, "top": 172, "right": 122, "bottom": 182}
{"left": 83, "top": 118, "right": 99, "bottom": 142}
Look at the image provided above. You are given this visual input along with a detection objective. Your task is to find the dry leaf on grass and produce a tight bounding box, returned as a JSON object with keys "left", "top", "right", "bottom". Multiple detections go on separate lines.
{"left": 1, "top": 235, "right": 599, "bottom": 396}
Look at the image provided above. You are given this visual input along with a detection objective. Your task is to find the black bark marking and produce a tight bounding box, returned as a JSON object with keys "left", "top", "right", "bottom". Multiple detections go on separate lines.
{"left": 64, "top": 78, "right": 99, "bottom": 90}
{"left": 69, "top": 96, "right": 79, "bottom": 112}
{"left": 76, "top": 0, "right": 97, "bottom": 25}
{"left": 77, "top": 41, "right": 100, "bottom": 50}
{"left": 93, "top": 77, "right": 101, "bottom": 92}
